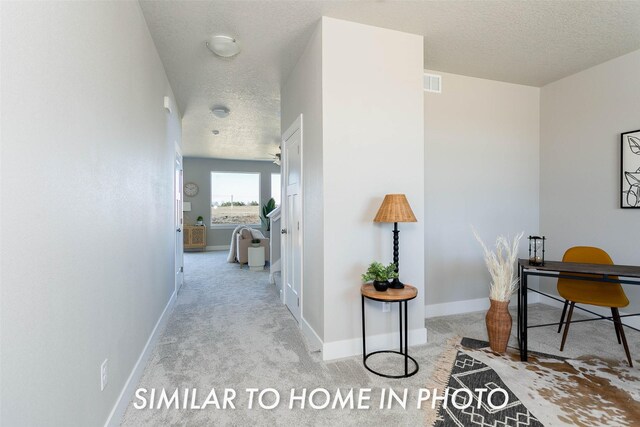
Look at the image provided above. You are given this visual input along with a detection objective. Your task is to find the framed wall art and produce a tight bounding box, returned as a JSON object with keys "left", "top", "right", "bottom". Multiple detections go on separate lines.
{"left": 621, "top": 129, "right": 640, "bottom": 208}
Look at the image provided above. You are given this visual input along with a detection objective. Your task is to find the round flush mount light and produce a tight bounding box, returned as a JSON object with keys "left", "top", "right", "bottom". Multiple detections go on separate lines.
{"left": 206, "top": 35, "right": 241, "bottom": 58}
{"left": 212, "top": 130, "right": 220, "bottom": 135}
{"left": 211, "top": 106, "right": 230, "bottom": 118}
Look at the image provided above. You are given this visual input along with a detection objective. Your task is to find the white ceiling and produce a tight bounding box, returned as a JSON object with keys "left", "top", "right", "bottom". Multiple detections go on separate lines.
{"left": 139, "top": 0, "right": 640, "bottom": 160}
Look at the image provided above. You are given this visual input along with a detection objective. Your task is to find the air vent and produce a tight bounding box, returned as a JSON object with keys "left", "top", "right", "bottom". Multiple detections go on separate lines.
{"left": 424, "top": 73, "right": 442, "bottom": 93}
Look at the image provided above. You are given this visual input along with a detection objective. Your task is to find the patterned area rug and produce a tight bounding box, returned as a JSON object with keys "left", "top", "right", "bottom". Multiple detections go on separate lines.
{"left": 429, "top": 338, "right": 640, "bottom": 426}
{"left": 433, "top": 350, "right": 543, "bottom": 426}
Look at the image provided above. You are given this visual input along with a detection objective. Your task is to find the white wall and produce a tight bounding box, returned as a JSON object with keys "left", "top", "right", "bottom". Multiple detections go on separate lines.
{"left": 281, "top": 23, "right": 325, "bottom": 340}
{"left": 424, "top": 72, "right": 540, "bottom": 310}
{"left": 182, "top": 157, "right": 280, "bottom": 248}
{"left": 281, "top": 18, "right": 425, "bottom": 358}
{"left": 1, "top": 2, "right": 180, "bottom": 425}
{"left": 540, "top": 49, "right": 640, "bottom": 319}
{"left": 321, "top": 18, "right": 425, "bottom": 355}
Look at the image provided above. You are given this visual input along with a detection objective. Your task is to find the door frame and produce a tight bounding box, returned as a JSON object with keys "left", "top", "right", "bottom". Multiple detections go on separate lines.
{"left": 281, "top": 114, "right": 303, "bottom": 320}
{"left": 174, "top": 142, "right": 184, "bottom": 294}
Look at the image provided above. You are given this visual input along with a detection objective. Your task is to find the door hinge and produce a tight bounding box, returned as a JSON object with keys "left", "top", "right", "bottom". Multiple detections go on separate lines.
{"left": 297, "top": 297, "right": 300, "bottom": 307}
{"left": 180, "top": 266, "right": 184, "bottom": 273}
{"left": 297, "top": 221, "right": 300, "bottom": 230}
{"left": 297, "top": 146, "right": 300, "bottom": 154}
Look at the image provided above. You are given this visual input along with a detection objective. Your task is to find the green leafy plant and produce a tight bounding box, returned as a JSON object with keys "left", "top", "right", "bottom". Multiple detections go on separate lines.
{"left": 197, "top": 216, "right": 204, "bottom": 222}
{"left": 361, "top": 261, "right": 398, "bottom": 283}
{"left": 261, "top": 197, "right": 277, "bottom": 231}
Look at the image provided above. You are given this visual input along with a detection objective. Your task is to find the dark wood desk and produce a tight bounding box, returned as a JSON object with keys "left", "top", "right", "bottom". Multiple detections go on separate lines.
{"left": 517, "top": 259, "right": 640, "bottom": 362}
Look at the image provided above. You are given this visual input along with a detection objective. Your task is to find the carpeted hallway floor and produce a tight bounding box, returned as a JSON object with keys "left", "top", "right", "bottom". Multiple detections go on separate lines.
{"left": 121, "top": 251, "right": 639, "bottom": 426}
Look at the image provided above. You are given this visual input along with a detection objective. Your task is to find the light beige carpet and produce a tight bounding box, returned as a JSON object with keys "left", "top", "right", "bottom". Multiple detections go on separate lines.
{"left": 121, "top": 251, "right": 445, "bottom": 426}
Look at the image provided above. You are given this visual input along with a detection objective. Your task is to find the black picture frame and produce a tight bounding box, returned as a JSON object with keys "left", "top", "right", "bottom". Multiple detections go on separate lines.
{"left": 621, "top": 129, "right": 640, "bottom": 208}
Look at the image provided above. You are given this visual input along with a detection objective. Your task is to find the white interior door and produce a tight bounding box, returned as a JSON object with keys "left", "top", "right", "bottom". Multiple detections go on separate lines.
{"left": 175, "top": 152, "right": 184, "bottom": 292}
{"left": 283, "top": 118, "right": 302, "bottom": 323}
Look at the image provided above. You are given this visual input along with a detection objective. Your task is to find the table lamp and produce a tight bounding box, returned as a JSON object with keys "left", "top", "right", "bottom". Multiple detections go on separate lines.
{"left": 373, "top": 194, "right": 417, "bottom": 289}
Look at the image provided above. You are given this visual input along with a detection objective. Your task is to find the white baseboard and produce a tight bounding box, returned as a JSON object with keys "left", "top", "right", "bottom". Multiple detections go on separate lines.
{"left": 301, "top": 316, "right": 323, "bottom": 352}
{"left": 104, "top": 290, "right": 177, "bottom": 427}
{"left": 269, "top": 260, "right": 281, "bottom": 285}
{"left": 271, "top": 259, "right": 281, "bottom": 271}
{"left": 540, "top": 297, "right": 640, "bottom": 330}
{"left": 206, "top": 245, "right": 229, "bottom": 251}
{"left": 425, "top": 292, "right": 541, "bottom": 319}
{"left": 322, "top": 327, "right": 428, "bottom": 361}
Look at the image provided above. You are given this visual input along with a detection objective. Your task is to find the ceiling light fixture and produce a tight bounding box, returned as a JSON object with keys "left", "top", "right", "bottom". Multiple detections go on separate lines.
{"left": 206, "top": 35, "right": 241, "bottom": 58}
{"left": 212, "top": 130, "right": 220, "bottom": 135}
{"left": 211, "top": 107, "right": 230, "bottom": 118}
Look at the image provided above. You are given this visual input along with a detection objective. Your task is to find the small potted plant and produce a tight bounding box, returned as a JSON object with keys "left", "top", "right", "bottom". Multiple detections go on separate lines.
{"left": 196, "top": 216, "right": 204, "bottom": 226}
{"left": 361, "top": 261, "right": 398, "bottom": 292}
{"left": 251, "top": 238, "right": 261, "bottom": 248}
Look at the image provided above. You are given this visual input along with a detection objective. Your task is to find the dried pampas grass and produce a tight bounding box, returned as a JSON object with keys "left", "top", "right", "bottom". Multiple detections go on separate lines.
{"left": 472, "top": 228, "right": 524, "bottom": 302}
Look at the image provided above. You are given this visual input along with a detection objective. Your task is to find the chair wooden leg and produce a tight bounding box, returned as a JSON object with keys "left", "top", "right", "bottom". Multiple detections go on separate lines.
{"left": 560, "top": 301, "right": 575, "bottom": 352}
{"left": 612, "top": 308, "right": 621, "bottom": 345}
{"left": 612, "top": 308, "right": 633, "bottom": 367}
{"left": 558, "top": 300, "right": 569, "bottom": 333}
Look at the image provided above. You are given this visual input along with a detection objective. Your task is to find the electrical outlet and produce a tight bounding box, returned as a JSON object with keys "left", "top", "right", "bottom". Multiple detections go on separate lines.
{"left": 382, "top": 302, "right": 391, "bottom": 313}
{"left": 100, "top": 359, "right": 108, "bottom": 391}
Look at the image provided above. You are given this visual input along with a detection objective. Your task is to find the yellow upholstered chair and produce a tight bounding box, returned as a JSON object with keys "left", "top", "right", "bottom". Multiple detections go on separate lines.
{"left": 556, "top": 246, "right": 632, "bottom": 366}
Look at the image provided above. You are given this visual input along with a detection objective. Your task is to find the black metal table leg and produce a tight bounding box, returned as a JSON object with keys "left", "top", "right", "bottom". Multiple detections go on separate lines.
{"left": 517, "top": 264, "right": 522, "bottom": 345}
{"left": 404, "top": 300, "right": 408, "bottom": 376}
{"left": 521, "top": 271, "right": 528, "bottom": 361}
{"left": 399, "top": 300, "right": 403, "bottom": 353}
{"left": 361, "top": 295, "right": 366, "bottom": 363}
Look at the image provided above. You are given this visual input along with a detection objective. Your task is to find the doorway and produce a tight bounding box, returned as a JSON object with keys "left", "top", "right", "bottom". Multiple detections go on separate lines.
{"left": 282, "top": 115, "right": 303, "bottom": 323}
{"left": 175, "top": 149, "right": 184, "bottom": 293}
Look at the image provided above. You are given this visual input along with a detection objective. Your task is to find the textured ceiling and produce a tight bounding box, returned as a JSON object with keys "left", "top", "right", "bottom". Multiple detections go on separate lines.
{"left": 139, "top": 0, "right": 640, "bottom": 160}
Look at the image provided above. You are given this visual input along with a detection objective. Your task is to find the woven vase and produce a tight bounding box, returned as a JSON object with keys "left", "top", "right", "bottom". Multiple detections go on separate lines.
{"left": 485, "top": 299, "right": 512, "bottom": 353}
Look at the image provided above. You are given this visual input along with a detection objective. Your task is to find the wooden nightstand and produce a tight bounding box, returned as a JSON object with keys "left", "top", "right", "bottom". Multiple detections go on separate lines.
{"left": 184, "top": 226, "right": 206, "bottom": 251}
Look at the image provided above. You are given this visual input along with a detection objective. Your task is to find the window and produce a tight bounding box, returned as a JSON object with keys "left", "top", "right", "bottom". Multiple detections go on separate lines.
{"left": 211, "top": 172, "right": 260, "bottom": 227}
{"left": 271, "top": 173, "right": 281, "bottom": 207}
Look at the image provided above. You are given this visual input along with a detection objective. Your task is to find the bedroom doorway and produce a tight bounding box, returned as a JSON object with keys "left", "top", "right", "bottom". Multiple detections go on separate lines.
{"left": 282, "top": 115, "right": 303, "bottom": 323}
{"left": 175, "top": 149, "right": 185, "bottom": 293}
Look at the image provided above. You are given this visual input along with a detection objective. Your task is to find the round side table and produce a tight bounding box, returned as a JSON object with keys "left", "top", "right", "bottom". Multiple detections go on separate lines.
{"left": 361, "top": 283, "right": 419, "bottom": 378}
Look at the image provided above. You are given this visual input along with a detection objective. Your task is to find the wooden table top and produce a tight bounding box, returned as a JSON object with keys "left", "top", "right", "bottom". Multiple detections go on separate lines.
{"left": 519, "top": 258, "right": 640, "bottom": 278}
{"left": 361, "top": 283, "right": 418, "bottom": 301}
